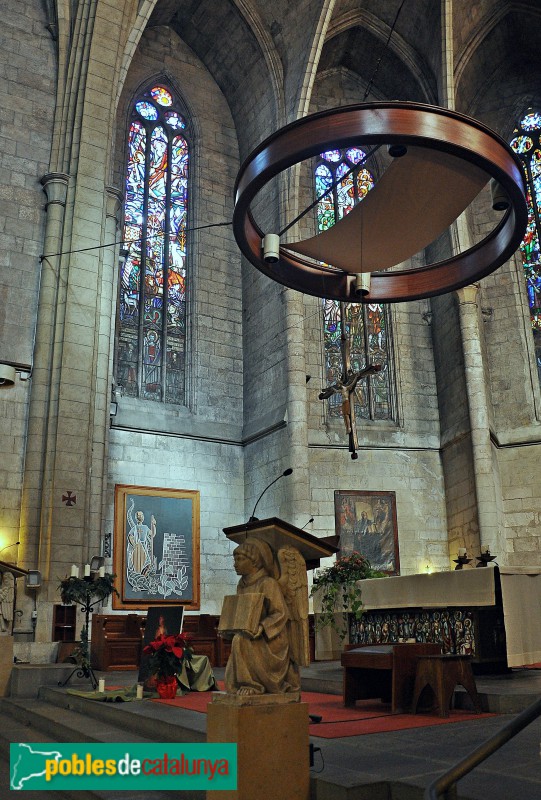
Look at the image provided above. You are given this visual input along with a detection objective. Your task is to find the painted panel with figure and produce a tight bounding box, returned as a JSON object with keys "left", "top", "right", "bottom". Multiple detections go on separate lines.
{"left": 334, "top": 490, "right": 399, "bottom": 574}
{"left": 113, "top": 485, "right": 200, "bottom": 610}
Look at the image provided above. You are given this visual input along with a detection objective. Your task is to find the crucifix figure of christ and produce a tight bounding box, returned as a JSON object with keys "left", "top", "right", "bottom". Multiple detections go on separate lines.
{"left": 319, "top": 302, "right": 381, "bottom": 460}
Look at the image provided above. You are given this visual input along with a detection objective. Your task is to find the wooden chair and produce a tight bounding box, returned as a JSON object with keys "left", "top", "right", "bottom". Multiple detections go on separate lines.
{"left": 341, "top": 642, "right": 442, "bottom": 714}
{"left": 411, "top": 654, "right": 482, "bottom": 717}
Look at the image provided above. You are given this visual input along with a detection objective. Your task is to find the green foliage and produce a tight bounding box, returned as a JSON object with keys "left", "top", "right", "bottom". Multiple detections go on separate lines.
{"left": 58, "top": 573, "right": 118, "bottom": 669}
{"left": 310, "top": 552, "right": 386, "bottom": 642}
{"left": 59, "top": 574, "right": 118, "bottom": 606}
{"left": 71, "top": 626, "right": 91, "bottom": 671}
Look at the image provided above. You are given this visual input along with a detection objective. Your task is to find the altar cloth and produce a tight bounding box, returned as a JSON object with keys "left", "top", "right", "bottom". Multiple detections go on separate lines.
{"left": 314, "top": 566, "right": 541, "bottom": 667}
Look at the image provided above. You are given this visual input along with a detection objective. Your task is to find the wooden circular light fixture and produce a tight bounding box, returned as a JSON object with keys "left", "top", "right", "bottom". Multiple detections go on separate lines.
{"left": 233, "top": 102, "right": 528, "bottom": 303}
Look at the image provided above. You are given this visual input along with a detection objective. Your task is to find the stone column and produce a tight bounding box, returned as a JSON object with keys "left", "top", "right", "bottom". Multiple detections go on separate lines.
{"left": 281, "top": 167, "right": 311, "bottom": 527}
{"left": 19, "top": 173, "right": 70, "bottom": 574}
{"left": 456, "top": 285, "right": 503, "bottom": 555}
{"left": 439, "top": 0, "right": 503, "bottom": 556}
{"left": 87, "top": 187, "right": 123, "bottom": 558}
{"left": 440, "top": 0, "right": 455, "bottom": 112}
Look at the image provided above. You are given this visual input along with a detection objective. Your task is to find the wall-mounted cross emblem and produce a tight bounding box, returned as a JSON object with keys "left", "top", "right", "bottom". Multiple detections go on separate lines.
{"left": 62, "top": 491, "right": 77, "bottom": 507}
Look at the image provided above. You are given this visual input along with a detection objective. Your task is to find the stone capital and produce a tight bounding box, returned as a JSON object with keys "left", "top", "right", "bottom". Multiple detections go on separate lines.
{"left": 105, "top": 186, "right": 124, "bottom": 226}
{"left": 40, "top": 173, "right": 69, "bottom": 208}
{"left": 456, "top": 283, "right": 480, "bottom": 306}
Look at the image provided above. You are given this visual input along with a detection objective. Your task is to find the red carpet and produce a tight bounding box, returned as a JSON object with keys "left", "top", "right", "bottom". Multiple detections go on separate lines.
{"left": 153, "top": 684, "right": 495, "bottom": 739}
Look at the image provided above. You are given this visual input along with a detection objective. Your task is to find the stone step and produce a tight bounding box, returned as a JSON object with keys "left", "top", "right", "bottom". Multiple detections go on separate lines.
{"left": 0, "top": 691, "right": 206, "bottom": 799}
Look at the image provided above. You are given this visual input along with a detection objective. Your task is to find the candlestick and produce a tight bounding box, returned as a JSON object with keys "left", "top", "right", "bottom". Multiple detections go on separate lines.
{"left": 70, "top": 565, "right": 79, "bottom": 578}
{"left": 136, "top": 684, "right": 144, "bottom": 700}
{"left": 83, "top": 564, "right": 90, "bottom": 577}
{"left": 98, "top": 679, "right": 105, "bottom": 693}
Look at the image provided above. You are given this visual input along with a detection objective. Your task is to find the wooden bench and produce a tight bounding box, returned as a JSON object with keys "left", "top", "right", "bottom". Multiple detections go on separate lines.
{"left": 341, "top": 642, "right": 442, "bottom": 713}
{"left": 411, "top": 654, "right": 482, "bottom": 717}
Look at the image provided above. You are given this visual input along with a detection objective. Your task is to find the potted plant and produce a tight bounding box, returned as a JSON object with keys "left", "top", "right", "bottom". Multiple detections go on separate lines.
{"left": 142, "top": 633, "right": 194, "bottom": 698}
{"left": 310, "top": 551, "right": 385, "bottom": 642}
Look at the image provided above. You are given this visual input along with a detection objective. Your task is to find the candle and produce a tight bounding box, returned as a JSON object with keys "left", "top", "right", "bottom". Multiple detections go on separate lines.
{"left": 84, "top": 564, "right": 90, "bottom": 577}
{"left": 98, "top": 566, "right": 105, "bottom": 578}
{"left": 70, "top": 565, "right": 79, "bottom": 578}
{"left": 98, "top": 679, "right": 105, "bottom": 693}
{"left": 136, "top": 684, "right": 144, "bottom": 700}
{"left": 481, "top": 545, "right": 490, "bottom": 555}
{"left": 458, "top": 547, "right": 467, "bottom": 557}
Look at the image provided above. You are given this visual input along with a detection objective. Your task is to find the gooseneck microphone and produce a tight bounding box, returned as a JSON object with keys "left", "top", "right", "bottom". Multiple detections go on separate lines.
{"left": 248, "top": 468, "right": 293, "bottom": 523}
{"left": 301, "top": 517, "right": 314, "bottom": 530}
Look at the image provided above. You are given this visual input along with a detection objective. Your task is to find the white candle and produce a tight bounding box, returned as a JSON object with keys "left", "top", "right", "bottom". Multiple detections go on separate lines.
{"left": 458, "top": 548, "right": 467, "bottom": 557}
{"left": 98, "top": 679, "right": 105, "bottom": 693}
{"left": 98, "top": 566, "right": 105, "bottom": 578}
{"left": 83, "top": 564, "right": 90, "bottom": 577}
{"left": 481, "top": 545, "right": 490, "bottom": 555}
{"left": 70, "top": 565, "right": 79, "bottom": 578}
{"left": 136, "top": 684, "right": 144, "bottom": 700}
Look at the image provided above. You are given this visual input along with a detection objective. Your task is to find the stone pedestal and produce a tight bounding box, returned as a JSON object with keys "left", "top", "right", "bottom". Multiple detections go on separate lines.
{"left": 207, "top": 692, "right": 310, "bottom": 800}
{"left": 0, "top": 637, "right": 14, "bottom": 696}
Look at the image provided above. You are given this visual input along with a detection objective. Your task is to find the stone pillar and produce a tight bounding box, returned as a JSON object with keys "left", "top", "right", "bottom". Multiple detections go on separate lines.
{"left": 439, "top": 9, "right": 503, "bottom": 556}
{"left": 87, "top": 187, "right": 123, "bottom": 558}
{"left": 19, "top": 172, "right": 70, "bottom": 576}
{"left": 456, "top": 285, "right": 503, "bottom": 555}
{"left": 207, "top": 694, "right": 310, "bottom": 800}
{"left": 440, "top": 0, "right": 455, "bottom": 111}
{"left": 281, "top": 168, "right": 311, "bottom": 528}
{"left": 283, "top": 290, "right": 311, "bottom": 527}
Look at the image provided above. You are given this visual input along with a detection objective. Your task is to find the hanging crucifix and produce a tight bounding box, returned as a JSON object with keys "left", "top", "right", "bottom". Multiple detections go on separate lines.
{"left": 319, "top": 302, "right": 381, "bottom": 460}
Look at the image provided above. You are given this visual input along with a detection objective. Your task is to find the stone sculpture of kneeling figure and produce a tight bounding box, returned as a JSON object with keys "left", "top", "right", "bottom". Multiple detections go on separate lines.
{"left": 224, "top": 537, "right": 309, "bottom": 696}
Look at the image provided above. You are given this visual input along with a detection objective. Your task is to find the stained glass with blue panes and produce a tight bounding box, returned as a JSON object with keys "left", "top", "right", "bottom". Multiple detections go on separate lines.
{"left": 118, "top": 86, "right": 188, "bottom": 403}
{"left": 316, "top": 148, "right": 393, "bottom": 420}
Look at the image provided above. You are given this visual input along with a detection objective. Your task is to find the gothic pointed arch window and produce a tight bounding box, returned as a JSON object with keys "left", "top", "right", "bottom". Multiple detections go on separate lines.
{"left": 510, "top": 109, "right": 541, "bottom": 384}
{"left": 316, "top": 148, "right": 395, "bottom": 420}
{"left": 116, "top": 84, "right": 190, "bottom": 403}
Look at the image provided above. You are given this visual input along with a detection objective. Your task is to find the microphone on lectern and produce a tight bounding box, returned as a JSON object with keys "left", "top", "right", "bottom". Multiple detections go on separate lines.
{"left": 248, "top": 468, "right": 293, "bottom": 523}
{"left": 301, "top": 517, "right": 314, "bottom": 530}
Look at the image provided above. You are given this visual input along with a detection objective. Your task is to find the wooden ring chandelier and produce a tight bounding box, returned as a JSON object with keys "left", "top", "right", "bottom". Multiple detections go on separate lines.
{"left": 232, "top": 102, "right": 528, "bottom": 303}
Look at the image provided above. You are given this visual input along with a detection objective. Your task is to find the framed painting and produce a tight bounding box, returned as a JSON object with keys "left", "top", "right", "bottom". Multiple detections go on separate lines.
{"left": 334, "top": 490, "right": 399, "bottom": 575}
{"left": 113, "top": 485, "right": 200, "bottom": 610}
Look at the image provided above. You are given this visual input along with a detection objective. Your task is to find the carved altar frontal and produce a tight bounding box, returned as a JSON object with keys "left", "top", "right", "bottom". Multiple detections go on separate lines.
{"left": 350, "top": 609, "right": 477, "bottom": 654}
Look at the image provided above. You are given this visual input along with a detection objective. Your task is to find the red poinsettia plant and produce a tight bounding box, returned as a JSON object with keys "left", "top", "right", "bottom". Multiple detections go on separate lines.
{"left": 142, "top": 633, "right": 193, "bottom": 680}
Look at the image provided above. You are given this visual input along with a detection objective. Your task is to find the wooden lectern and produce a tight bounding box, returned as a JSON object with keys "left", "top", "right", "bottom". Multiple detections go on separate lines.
{"left": 222, "top": 517, "right": 338, "bottom": 570}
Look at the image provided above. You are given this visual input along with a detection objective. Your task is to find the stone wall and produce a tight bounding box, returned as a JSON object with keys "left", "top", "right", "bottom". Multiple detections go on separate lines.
{"left": 104, "top": 28, "right": 246, "bottom": 611}
{"left": 0, "top": 0, "right": 56, "bottom": 550}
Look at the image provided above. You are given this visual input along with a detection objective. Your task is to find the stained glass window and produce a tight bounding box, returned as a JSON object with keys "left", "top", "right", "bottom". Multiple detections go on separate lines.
{"left": 116, "top": 85, "right": 189, "bottom": 403}
{"left": 316, "top": 149, "right": 394, "bottom": 420}
{"left": 510, "top": 110, "right": 541, "bottom": 383}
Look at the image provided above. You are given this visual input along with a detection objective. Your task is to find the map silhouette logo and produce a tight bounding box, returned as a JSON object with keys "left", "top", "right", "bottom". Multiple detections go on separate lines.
{"left": 10, "top": 743, "right": 62, "bottom": 790}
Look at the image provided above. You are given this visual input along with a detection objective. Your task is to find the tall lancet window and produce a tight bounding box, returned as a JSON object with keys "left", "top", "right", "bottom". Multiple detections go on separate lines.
{"left": 116, "top": 84, "right": 190, "bottom": 403}
{"left": 510, "top": 110, "right": 541, "bottom": 383}
{"left": 316, "top": 148, "right": 394, "bottom": 420}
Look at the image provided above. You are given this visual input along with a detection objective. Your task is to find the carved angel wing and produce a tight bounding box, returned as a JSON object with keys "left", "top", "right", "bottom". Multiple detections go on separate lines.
{"left": 277, "top": 545, "right": 310, "bottom": 667}
{"left": 0, "top": 575, "right": 14, "bottom": 630}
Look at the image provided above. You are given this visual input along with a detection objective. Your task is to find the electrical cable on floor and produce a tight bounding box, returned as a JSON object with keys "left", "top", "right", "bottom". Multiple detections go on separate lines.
{"left": 309, "top": 744, "right": 325, "bottom": 773}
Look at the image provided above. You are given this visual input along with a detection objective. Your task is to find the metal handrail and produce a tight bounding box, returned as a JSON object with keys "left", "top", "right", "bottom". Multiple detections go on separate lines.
{"left": 425, "top": 696, "right": 541, "bottom": 799}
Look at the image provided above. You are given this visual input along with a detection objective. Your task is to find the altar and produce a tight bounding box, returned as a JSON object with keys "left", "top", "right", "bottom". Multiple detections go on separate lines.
{"left": 315, "top": 566, "right": 541, "bottom": 671}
